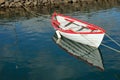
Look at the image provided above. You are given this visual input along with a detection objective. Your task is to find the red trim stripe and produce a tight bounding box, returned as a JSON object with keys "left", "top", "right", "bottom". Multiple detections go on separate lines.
{"left": 51, "top": 12, "right": 105, "bottom": 34}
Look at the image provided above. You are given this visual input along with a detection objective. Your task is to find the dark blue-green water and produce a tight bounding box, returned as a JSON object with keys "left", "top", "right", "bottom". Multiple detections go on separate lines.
{"left": 0, "top": 7, "right": 120, "bottom": 80}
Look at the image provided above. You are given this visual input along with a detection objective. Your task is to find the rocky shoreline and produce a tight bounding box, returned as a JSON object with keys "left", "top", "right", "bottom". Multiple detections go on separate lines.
{"left": 0, "top": 0, "right": 120, "bottom": 19}
{"left": 1, "top": 0, "right": 75, "bottom": 8}
{"left": 0, "top": 0, "right": 120, "bottom": 8}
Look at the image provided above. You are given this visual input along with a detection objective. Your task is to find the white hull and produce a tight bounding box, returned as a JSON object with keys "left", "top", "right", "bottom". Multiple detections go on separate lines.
{"left": 58, "top": 31, "right": 105, "bottom": 48}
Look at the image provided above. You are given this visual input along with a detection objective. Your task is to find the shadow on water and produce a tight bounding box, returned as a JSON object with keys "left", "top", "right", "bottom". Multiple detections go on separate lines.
{"left": 53, "top": 34, "right": 104, "bottom": 71}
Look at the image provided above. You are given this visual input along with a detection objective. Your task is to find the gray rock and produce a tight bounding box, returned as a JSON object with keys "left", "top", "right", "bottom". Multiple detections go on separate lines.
{"left": 5, "top": 1, "right": 9, "bottom": 7}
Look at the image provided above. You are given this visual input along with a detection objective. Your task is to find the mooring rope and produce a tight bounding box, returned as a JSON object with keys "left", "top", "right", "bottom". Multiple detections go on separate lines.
{"left": 101, "top": 33, "right": 120, "bottom": 53}
{"left": 22, "top": 5, "right": 39, "bottom": 17}
{"left": 101, "top": 43, "right": 120, "bottom": 53}
{"left": 105, "top": 34, "right": 120, "bottom": 47}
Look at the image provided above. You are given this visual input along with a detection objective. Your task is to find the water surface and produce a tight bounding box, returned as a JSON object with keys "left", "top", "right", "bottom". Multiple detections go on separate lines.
{"left": 0, "top": 6, "right": 120, "bottom": 80}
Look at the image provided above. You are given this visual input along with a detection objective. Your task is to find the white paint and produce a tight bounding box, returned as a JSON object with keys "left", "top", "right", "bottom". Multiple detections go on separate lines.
{"left": 59, "top": 31, "right": 105, "bottom": 48}
{"left": 56, "top": 30, "right": 61, "bottom": 39}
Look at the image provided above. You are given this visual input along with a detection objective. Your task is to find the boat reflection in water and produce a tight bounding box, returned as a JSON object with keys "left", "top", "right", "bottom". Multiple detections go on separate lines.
{"left": 53, "top": 34, "right": 104, "bottom": 70}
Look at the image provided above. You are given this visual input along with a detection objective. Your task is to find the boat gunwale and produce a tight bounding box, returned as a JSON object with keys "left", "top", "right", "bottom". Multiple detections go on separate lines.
{"left": 51, "top": 12, "right": 106, "bottom": 34}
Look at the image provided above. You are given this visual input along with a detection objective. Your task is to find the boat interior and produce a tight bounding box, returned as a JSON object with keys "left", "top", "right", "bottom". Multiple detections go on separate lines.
{"left": 55, "top": 16, "right": 101, "bottom": 33}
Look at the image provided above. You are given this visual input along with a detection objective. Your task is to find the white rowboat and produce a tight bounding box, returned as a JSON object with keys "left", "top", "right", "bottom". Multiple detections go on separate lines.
{"left": 51, "top": 12, "right": 105, "bottom": 48}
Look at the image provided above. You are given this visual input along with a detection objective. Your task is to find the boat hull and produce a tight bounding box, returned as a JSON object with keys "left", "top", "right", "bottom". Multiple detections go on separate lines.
{"left": 51, "top": 12, "right": 105, "bottom": 48}
{"left": 58, "top": 30, "right": 105, "bottom": 48}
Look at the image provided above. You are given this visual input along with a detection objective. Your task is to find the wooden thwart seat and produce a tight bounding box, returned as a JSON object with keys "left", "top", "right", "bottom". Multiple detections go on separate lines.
{"left": 56, "top": 16, "right": 94, "bottom": 32}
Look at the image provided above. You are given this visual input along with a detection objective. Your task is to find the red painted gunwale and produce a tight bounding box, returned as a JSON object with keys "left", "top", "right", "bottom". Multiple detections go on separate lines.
{"left": 51, "top": 12, "right": 105, "bottom": 34}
